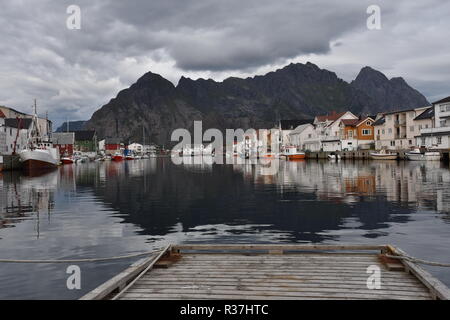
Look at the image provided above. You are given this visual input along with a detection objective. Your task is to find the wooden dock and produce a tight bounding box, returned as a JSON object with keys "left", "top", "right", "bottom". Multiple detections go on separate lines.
{"left": 81, "top": 244, "right": 450, "bottom": 300}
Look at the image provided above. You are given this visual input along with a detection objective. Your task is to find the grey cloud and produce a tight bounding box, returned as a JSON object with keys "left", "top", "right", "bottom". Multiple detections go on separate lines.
{"left": 0, "top": 0, "right": 449, "bottom": 127}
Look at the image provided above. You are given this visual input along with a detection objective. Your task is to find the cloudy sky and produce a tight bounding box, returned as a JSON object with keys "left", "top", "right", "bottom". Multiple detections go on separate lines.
{"left": 0, "top": 0, "right": 449, "bottom": 128}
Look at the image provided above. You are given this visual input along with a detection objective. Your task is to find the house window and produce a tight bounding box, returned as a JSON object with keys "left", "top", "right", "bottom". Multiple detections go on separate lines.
{"left": 382, "top": 129, "right": 385, "bottom": 134}
{"left": 362, "top": 129, "right": 371, "bottom": 135}
{"left": 437, "top": 137, "right": 442, "bottom": 145}
{"left": 410, "top": 126, "right": 414, "bottom": 132}
{"left": 390, "top": 141, "right": 395, "bottom": 146}
{"left": 409, "top": 140, "right": 412, "bottom": 145}
{"left": 440, "top": 120, "right": 446, "bottom": 127}
{"left": 425, "top": 124, "right": 429, "bottom": 128}
{"left": 419, "top": 124, "right": 422, "bottom": 130}
{"left": 308, "top": 134, "right": 312, "bottom": 139}
{"left": 388, "top": 128, "right": 392, "bottom": 134}
{"left": 366, "top": 121, "right": 371, "bottom": 125}
{"left": 421, "top": 137, "right": 426, "bottom": 145}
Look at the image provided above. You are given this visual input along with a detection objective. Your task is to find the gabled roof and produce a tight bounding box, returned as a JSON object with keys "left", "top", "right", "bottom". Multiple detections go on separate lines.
{"left": 289, "top": 123, "right": 314, "bottom": 135}
{"left": 315, "top": 112, "right": 347, "bottom": 122}
{"left": 414, "top": 107, "right": 434, "bottom": 121}
{"left": 52, "top": 132, "right": 75, "bottom": 145}
{"left": 372, "top": 117, "right": 385, "bottom": 126}
{"left": 4, "top": 118, "right": 33, "bottom": 129}
{"left": 72, "top": 130, "right": 96, "bottom": 141}
{"left": 340, "top": 116, "right": 374, "bottom": 127}
{"left": 432, "top": 96, "right": 450, "bottom": 105}
{"left": 279, "top": 119, "right": 313, "bottom": 130}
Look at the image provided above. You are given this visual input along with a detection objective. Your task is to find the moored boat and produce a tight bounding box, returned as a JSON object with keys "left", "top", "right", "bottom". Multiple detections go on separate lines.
{"left": 18, "top": 101, "right": 59, "bottom": 171}
{"left": 112, "top": 153, "right": 124, "bottom": 161}
{"left": 370, "top": 150, "right": 398, "bottom": 160}
{"left": 61, "top": 157, "right": 74, "bottom": 164}
{"left": 283, "top": 146, "right": 305, "bottom": 160}
{"left": 405, "top": 148, "right": 441, "bottom": 161}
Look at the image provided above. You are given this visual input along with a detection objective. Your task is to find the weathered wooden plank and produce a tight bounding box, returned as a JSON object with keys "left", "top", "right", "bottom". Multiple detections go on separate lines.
{"left": 135, "top": 279, "right": 426, "bottom": 290}
{"left": 145, "top": 269, "right": 413, "bottom": 278}
{"left": 173, "top": 244, "right": 386, "bottom": 253}
{"left": 121, "top": 287, "right": 430, "bottom": 299}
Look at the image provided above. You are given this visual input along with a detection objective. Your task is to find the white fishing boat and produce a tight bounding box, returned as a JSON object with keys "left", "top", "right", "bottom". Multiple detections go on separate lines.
{"left": 370, "top": 150, "right": 398, "bottom": 160}
{"left": 405, "top": 148, "right": 441, "bottom": 161}
{"left": 19, "top": 100, "right": 59, "bottom": 171}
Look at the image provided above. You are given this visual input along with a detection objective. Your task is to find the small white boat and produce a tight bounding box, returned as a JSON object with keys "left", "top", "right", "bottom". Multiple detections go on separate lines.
{"left": 370, "top": 150, "right": 398, "bottom": 160}
{"left": 405, "top": 148, "right": 440, "bottom": 161}
{"left": 328, "top": 153, "right": 341, "bottom": 160}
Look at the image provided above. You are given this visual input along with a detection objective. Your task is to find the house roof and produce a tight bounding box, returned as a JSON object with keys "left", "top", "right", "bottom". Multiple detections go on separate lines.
{"left": 383, "top": 108, "right": 416, "bottom": 116}
{"left": 4, "top": 118, "right": 33, "bottom": 129}
{"left": 289, "top": 123, "right": 313, "bottom": 135}
{"left": 71, "top": 130, "right": 96, "bottom": 141}
{"left": 341, "top": 116, "right": 374, "bottom": 127}
{"left": 315, "top": 112, "right": 347, "bottom": 122}
{"left": 105, "top": 137, "right": 122, "bottom": 144}
{"left": 414, "top": 107, "right": 434, "bottom": 121}
{"left": 0, "top": 110, "right": 5, "bottom": 118}
{"left": 372, "top": 117, "right": 385, "bottom": 126}
{"left": 279, "top": 119, "right": 313, "bottom": 130}
{"left": 432, "top": 96, "right": 450, "bottom": 105}
{"left": 52, "top": 132, "right": 75, "bottom": 145}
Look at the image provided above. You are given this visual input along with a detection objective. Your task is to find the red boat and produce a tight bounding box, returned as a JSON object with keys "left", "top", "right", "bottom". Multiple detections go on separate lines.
{"left": 112, "top": 154, "right": 124, "bottom": 161}
{"left": 61, "top": 157, "right": 74, "bottom": 164}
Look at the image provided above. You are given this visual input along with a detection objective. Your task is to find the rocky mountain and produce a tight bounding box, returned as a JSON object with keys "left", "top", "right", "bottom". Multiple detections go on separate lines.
{"left": 85, "top": 62, "right": 429, "bottom": 145}
{"left": 350, "top": 66, "right": 429, "bottom": 112}
{"left": 55, "top": 120, "right": 86, "bottom": 132}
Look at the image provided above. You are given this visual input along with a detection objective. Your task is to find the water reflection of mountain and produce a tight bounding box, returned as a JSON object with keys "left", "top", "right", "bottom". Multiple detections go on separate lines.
{"left": 84, "top": 159, "right": 450, "bottom": 242}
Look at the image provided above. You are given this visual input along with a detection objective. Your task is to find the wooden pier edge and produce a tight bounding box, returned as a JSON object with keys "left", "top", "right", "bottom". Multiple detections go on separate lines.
{"left": 387, "top": 245, "right": 450, "bottom": 300}
{"left": 80, "top": 244, "right": 450, "bottom": 300}
{"left": 79, "top": 245, "right": 171, "bottom": 300}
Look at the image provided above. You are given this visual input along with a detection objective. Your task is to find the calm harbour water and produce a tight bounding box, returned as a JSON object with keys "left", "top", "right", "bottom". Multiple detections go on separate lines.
{"left": 1, "top": 158, "right": 450, "bottom": 299}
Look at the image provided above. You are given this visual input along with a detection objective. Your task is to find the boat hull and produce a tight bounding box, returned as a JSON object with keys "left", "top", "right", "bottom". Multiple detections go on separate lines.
{"left": 19, "top": 149, "right": 59, "bottom": 170}
{"left": 61, "top": 158, "right": 74, "bottom": 164}
{"left": 370, "top": 153, "right": 398, "bottom": 160}
{"left": 112, "top": 155, "right": 124, "bottom": 161}
{"left": 405, "top": 153, "right": 441, "bottom": 161}
{"left": 286, "top": 154, "right": 306, "bottom": 160}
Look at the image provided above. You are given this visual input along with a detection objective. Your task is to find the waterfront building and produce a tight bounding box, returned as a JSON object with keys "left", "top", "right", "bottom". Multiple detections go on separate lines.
{"left": 338, "top": 116, "right": 375, "bottom": 151}
{"left": 72, "top": 130, "right": 97, "bottom": 152}
{"left": 288, "top": 123, "right": 319, "bottom": 151}
{"left": 314, "top": 111, "right": 358, "bottom": 152}
{"left": 418, "top": 96, "right": 450, "bottom": 149}
{"left": 128, "top": 143, "right": 144, "bottom": 154}
{"left": 373, "top": 106, "right": 432, "bottom": 150}
{"left": 102, "top": 137, "right": 123, "bottom": 155}
{"left": 0, "top": 115, "right": 32, "bottom": 155}
{"left": 52, "top": 132, "right": 75, "bottom": 156}
{"left": 277, "top": 119, "right": 313, "bottom": 146}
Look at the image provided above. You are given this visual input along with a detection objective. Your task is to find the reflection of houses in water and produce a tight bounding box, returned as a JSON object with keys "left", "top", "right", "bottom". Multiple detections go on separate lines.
{"left": 0, "top": 170, "right": 59, "bottom": 230}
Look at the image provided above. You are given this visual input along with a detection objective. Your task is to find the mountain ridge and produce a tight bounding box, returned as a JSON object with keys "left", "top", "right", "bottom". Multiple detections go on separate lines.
{"left": 85, "top": 62, "right": 429, "bottom": 145}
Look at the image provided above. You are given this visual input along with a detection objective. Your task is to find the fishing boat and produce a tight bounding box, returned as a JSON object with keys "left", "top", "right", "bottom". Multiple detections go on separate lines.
{"left": 19, "top": 100, "right": 59, "bottom": 171}
{"left": 405, "top": 148, "right": 441, "bottom": 161}
{"left": 370, "top": 150, "right": 398, "bottom": 160}
{"left": 283, "top": 146, "right": 305, "bottom": 160}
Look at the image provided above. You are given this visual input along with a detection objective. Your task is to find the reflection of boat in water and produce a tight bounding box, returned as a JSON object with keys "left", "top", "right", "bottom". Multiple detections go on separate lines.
{"left": 405, "top": 148, "right": 440, "bottom": 161}
{"left": 370, "top": 150, "right": 398, "bottom": 160}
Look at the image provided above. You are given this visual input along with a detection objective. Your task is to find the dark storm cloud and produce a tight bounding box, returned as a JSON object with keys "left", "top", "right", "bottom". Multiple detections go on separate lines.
{"left": 0, "top": 0, "right": 449, "bottom": 126}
